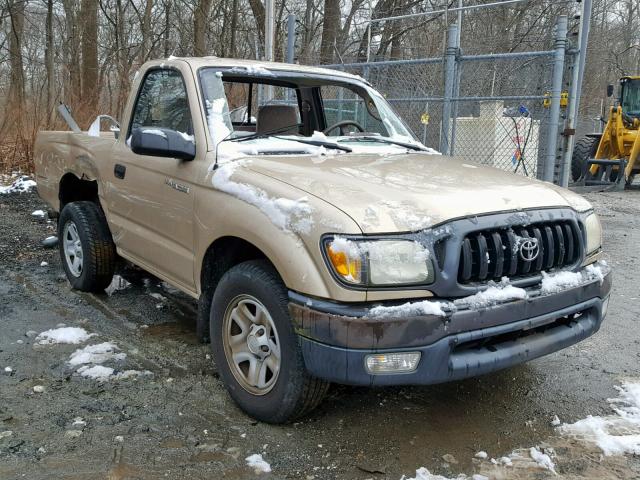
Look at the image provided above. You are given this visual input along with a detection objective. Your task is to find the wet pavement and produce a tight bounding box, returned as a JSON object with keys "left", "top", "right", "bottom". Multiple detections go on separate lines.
{"left": 1, "top": 188, "right": 639, "bottom": 479}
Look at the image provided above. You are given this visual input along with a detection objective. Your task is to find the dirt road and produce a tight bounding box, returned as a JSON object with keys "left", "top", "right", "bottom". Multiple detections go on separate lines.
{"left": 1, "top": 188, "right": 639, "bottom": 479}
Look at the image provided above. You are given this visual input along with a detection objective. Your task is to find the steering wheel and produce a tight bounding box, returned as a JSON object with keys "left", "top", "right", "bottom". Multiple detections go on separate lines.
{"left": 323, "top": 120, "right": 365, "bottom": 136}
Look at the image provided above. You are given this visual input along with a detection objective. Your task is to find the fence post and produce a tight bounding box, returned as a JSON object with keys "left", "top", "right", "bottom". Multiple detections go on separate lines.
{"left": 286, "top": 14, "right": 296, "bottom": 64}
{"left": 560, "top": 0, "right": 592, "bottom": 187}
{"left": 440, "top": 23, "right": 459, "bottom": 155}
{"left": 543, "top": 15, "right": 567, "bottom": 183}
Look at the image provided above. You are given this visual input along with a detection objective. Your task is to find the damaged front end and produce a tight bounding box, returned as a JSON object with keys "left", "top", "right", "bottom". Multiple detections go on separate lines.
{"left": 290, "top": 208, "right": 611, "bottom": 386}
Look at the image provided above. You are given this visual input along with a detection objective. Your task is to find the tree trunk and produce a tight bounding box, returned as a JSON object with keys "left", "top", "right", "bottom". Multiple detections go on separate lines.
{"left": 194, "top": 0, "right": 213, "bottom": 56}
{"left": 319, "top": 0, "right": 340, "bottom": 64}
{"left": 229, "top": 0, "right": 238, "bottom": 58}
{"left": 7, "top": 0, "right": 26, "bottom": 117}
{"left": 140, "top": 0, "right": 154, "bottom": 63}
{"left": 163, "top": 0, "right": 171, "bottom": 57}
{"left": 247, "top": 0, "right": 265, "bottom": 45}
{"left": 62, "top": 0, "right": 81, "bottom": 110}
{"left": 45, "top": 0, "right": 56, "bottom": 126}
{"left": 81, "top": 0, "right": 99, "bottom": 117}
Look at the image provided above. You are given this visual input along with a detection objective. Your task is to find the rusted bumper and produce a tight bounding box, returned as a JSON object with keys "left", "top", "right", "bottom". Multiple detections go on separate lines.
{"left": 289, "top": 267, "right": 612, "bottom": 386}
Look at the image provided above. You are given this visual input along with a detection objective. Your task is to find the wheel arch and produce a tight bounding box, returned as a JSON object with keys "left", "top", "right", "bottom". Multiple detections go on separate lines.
{"left": 196, "top": 236, "right": 282, "bottom": 342}
{"left": 59, "top": 172, "right": 99, "bottom": 211}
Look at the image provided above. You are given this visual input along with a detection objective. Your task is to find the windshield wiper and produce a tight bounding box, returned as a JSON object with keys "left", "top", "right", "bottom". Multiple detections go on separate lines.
{"left": 226, "top": 123, "right": 302, "bottom": 143}
{"left": 343, "top": 136, "right": 430, "bottom": 152}
{"left": 272, "top": 136, "right": 352, "bottom": 152}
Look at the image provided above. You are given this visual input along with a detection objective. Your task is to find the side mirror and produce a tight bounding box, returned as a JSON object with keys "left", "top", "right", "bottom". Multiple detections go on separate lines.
{"left": 130, "top": 127, "right": 196, "bottom": 161}
{"left": 606, "top": 84, "right": 614, "bottom": 97}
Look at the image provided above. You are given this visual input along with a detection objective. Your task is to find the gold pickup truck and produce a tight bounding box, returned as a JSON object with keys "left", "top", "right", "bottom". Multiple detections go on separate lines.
{"left": 34, "top": 58, "right": 611, "bottom": 423}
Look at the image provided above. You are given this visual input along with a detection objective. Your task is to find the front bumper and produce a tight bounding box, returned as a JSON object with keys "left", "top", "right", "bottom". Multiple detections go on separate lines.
{"left": 289, "top": 266, "right": 612, "bottom": 386}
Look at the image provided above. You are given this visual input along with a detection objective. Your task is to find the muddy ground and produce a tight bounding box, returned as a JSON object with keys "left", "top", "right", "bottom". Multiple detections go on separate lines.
{"left": 1, "top": 188, "right": 639, "bottom": 480}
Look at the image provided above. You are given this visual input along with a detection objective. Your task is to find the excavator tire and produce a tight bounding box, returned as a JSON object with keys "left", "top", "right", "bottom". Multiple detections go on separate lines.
{"left": 571, "top": 136, "right": 600, "bottom": 182}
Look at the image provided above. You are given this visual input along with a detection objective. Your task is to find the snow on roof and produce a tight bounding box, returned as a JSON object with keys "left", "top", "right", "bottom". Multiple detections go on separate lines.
{"left": 145, "top": 57, "right": 369, "bottom": 84}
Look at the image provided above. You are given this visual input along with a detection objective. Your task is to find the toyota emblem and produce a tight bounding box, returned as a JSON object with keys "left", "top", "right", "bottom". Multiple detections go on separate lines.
{"left": 519, "top": 238, "right": 540, "bottom": 262}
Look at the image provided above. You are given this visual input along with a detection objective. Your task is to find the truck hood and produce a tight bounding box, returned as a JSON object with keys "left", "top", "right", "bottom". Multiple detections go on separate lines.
{"left": 244, "top": 152, "right": 592, "bottom": 233}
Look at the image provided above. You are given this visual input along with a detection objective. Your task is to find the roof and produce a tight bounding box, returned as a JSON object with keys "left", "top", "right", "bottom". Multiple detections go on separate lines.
{"left": 144, "top": 56, "right": 368, "bottom": 84}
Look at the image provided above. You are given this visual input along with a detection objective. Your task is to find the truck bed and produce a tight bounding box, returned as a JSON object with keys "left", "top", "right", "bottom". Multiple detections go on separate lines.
{"left": 34, "top": 131, "right": 116, "bottom": 212}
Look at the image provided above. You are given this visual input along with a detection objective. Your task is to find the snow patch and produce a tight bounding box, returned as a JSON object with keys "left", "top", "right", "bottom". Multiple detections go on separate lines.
{"left": 558, "top": 380, "right": 640, "bottom": 456}
{"left": 31, "top": 210, "right": 45, "bottom": 217}
{"left": 528, "top": 447, "right": 556, "bottom": 474}
{"left": 177, "top": 131, "right": 195, "bottom": 143}
{"left": 541, "top": 262, "right": 606, "bottom": 294}
{"left": 206, "top": 98, "right": 232, "bottom": 150}
{"left": 142, "top": 128, "right": 168, "bottom": 138}
{"left": 401, "top": 467, "right": 482, "bottom": 480}
{"left": 35, "top": 327, "right": 96, "bottom": 345}
{"left": 104, "top": 275, "right": 131, "bottom": 296}
{"left": 0, "top": 175, "right": 37, "bottom": 194}
{"left": 230, "top": 65, "right": 275, "bottom": 77}
{"left": 368, "top": 299, "right": 447, "bottom": 318}
{"left": 454, "top": 278, "right": 527, "bottom": 309}
{"left": 77, "top": 365, "right": 152, "bottom": 381}
{"left": 212, "top": 161, "right": 314, "bottom": 234}
{"left": 245, "top": 453, "right": 272, "bottom": 473}
{"left": 68, "top": 342, "right": 126, "bottom": 366}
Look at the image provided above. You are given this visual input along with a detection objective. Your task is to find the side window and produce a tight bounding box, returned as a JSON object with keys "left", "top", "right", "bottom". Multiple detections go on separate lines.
{"left": 130, "top": 69, "right": 193, "bottom": 136}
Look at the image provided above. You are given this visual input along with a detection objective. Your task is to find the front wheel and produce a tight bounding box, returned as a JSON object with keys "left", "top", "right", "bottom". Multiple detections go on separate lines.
{"left": 210, "top": 260, "right": 329, "bottom": 423}
{"left": 58, "top": 201, "right": 116, "bottom": 292}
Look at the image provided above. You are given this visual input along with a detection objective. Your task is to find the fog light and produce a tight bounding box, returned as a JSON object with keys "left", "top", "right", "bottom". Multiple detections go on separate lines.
{"left": 365, "top": 352, "right": 421, "bottom": 374}
{"left": 602, "top": 297, "right": 610, "bottom": 319}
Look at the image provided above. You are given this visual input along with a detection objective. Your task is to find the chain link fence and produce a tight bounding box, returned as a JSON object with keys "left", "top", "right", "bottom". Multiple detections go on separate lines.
{"left": 319, "top": 15, "right": 571, "bottom": 182}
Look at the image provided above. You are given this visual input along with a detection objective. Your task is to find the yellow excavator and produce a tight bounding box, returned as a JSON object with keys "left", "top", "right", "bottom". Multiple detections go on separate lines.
{"left": 572, "top": 76, "right": 640, "bottom": 189}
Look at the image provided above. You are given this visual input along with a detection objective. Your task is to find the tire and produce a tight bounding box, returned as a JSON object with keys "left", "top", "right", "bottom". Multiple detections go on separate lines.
{"left": 210, "top": 260, "right": 329, "bottom": 423}
{"left": 58, "top": 201, "right": 116, "bottom": 292}
{"left": 571, "top": 136, "right": 599, "bottom": 182}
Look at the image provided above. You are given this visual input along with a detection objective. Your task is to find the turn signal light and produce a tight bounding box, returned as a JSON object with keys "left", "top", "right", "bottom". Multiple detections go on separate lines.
{"left": 365, "top": 352, "right": 421, "bottom": 374}
{"left": 326, "top": 243, "right": 362, "bottom": 283}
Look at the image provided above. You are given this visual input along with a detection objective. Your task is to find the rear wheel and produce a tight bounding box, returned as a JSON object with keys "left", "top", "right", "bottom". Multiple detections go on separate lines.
{"left": 571, "top": 136, "right": 600, "bottom": 182}
{"left": 210, "top": 260, "right": 329, "bottom": 423}
{"left": 58, "top": 201, "right": 116, "bottom": 292}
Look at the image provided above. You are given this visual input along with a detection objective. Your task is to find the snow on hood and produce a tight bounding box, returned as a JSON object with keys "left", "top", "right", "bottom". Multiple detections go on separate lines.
{"left": 240, "top": 151, "right": 593, "bottom": 233}
{"left": 211, "top": 160, "right": 314, "bottom": 235}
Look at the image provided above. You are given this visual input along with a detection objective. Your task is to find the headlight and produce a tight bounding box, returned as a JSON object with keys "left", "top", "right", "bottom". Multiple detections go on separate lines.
{"left": 584, "top": 212, "right": 602, "bottom": 255}
{"left": 323, "top": 236, "right": 434, "bottom": 286}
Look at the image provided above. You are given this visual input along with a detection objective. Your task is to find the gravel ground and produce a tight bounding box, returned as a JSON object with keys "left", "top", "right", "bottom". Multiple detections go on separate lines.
{"left": 1, "top": 188, "right": 639, "bottom": 480}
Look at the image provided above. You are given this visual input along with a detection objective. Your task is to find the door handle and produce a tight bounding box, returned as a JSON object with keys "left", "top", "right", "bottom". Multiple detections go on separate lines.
{"left": 114, "top": 164, "right": 126, "bottom": 179}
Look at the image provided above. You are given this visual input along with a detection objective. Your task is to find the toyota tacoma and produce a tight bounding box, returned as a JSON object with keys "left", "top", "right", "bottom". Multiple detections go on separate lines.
{"left": 34, "top": 58, "right": 611, "bottom": 423}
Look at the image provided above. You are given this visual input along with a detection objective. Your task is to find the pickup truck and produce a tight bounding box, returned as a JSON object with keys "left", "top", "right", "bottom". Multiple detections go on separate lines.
{"left": 34, "top": 57, "right": 611, "bottom": 423}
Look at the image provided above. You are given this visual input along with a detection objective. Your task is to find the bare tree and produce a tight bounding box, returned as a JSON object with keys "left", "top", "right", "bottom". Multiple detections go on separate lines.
{"left": 319, "top": 0, "right": 339, "bottom": 63}
{"left": 194, "top": 0, "right": 213, "bottom": 56}
{"left": 81, "top": 0, "right": 99, "bottom": 118}
{"left": 6, "top": 0, "right": 25, "bottom": 118}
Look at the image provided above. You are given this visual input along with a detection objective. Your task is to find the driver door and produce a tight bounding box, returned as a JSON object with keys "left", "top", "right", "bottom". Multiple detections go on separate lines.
{"left": 107, "top": 67, "right": 200, "bottom": 291}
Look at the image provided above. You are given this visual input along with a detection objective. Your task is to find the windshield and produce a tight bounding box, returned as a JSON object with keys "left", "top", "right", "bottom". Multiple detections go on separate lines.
{"left": 621, "top": 78, "right": 640, "bottom": 117}
{"left": 198, "top": 66, "right": 423, "bottom": 154}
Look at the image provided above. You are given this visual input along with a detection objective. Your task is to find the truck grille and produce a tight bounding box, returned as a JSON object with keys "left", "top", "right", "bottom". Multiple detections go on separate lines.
{"left": 458, "top": 221, "right": 582, "bottom": 283}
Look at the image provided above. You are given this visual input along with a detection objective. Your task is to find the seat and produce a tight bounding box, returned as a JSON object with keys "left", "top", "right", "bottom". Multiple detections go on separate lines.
{"left": 256, "top": 105, "right": 299, "bottom": 135}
